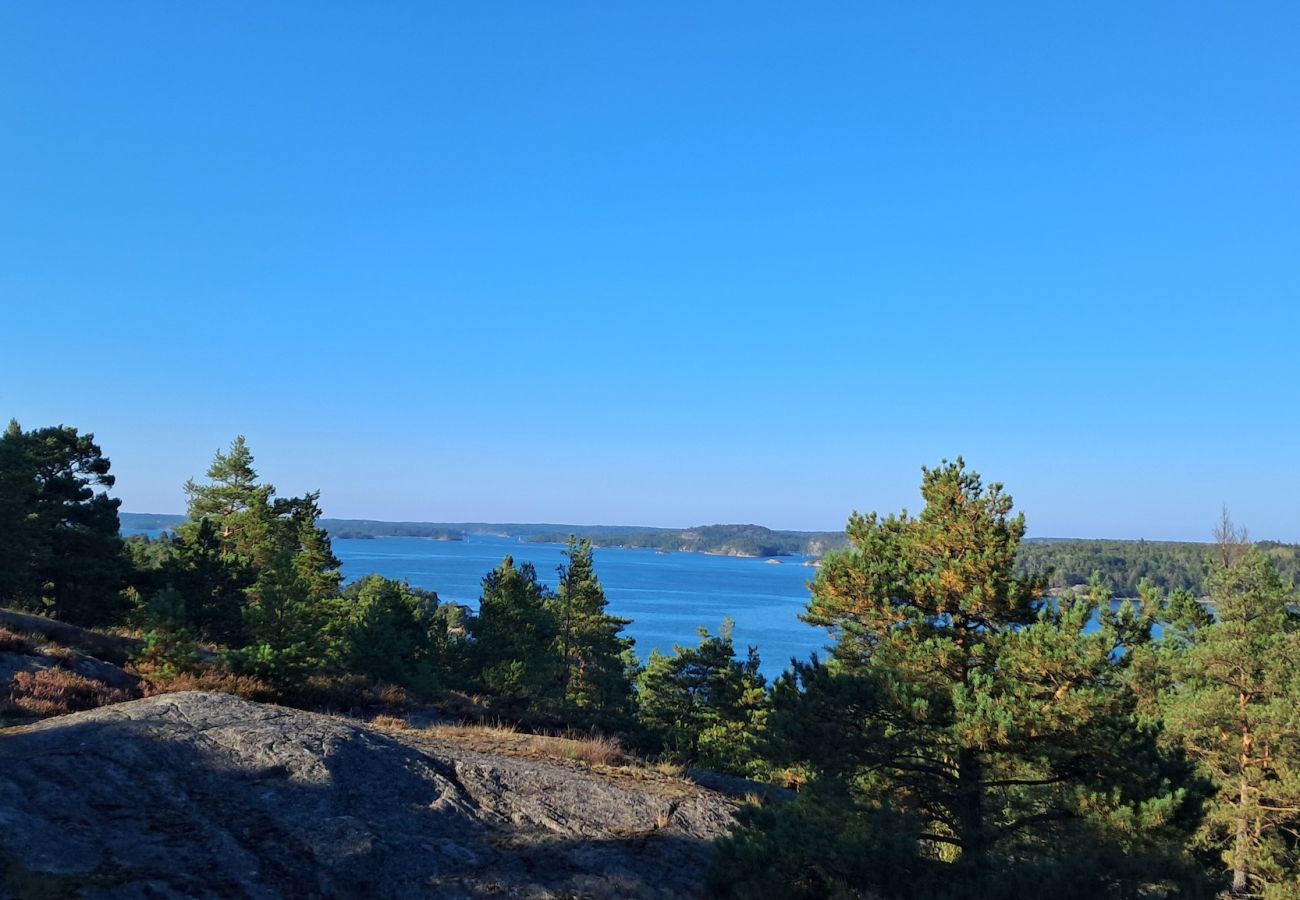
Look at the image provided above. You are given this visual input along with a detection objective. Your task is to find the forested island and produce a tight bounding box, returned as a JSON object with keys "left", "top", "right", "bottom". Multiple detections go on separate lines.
{"left": 526, "top": 523, "right": 847, "bottom": 557}
{"left": 123, "top": 512, "right": 1300, "bottom": 595}
{"left": 14, "top": 428, "right": 1300, "bottom": 897}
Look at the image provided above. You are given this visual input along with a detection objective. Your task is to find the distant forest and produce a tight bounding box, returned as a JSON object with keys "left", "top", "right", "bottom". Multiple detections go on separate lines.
{"left": 525, "top": 524, "right": 847, "bottom": 558}
{"left": 118, "top": 514, "right": 1300, "bottom": 597}
{"left": 1016, "top": 538, "right": 1300, "bottom": 597}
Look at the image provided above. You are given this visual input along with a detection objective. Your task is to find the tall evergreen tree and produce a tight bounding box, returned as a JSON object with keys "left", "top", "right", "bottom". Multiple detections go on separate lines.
{"left": 550, "top": 537, "right": 637, "bottom": 728}
{"left": 0, "top": 421, "right": 125, "bottom": 624}
{"left": 164, "top": 516, "right": 252, "bottom": 644}
{"left": 718, "top": 460, "right": 1201, "bottom": 898}
{"left": 175, "top": 437, "right": 341, "bottom": 684}
{"left": 471, "top": 555, "right": 561, "bottom": 711}
{"left": 1156, "top": 546, "right": 1300, "bottom": 896}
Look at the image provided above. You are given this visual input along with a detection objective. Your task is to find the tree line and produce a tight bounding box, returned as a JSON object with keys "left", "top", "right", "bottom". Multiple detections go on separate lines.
{"left": 3, "top": 421, "right": 1299, "bottom": 897}
{"left": 0, "top": 424, "right": 767, "bottom": 767}
{"left": 526, "top": 523, "right": 848, "bottom": 558}
{"left": 1016, "top": 536, "right": 1300, "bottom": 597}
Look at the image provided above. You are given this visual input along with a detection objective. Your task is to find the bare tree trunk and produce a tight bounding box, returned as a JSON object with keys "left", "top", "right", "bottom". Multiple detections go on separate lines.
{"left": 1232, "top": 774, "right": 1249, "bottom": 894}
{"left": 1215, "top": 506, "right": 1249, "bottom": 569}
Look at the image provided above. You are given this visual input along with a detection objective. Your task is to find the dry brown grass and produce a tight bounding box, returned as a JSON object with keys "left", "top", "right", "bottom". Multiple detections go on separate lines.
{"left": 2, "top": 668, "right": 133, "bottom": 717}
{"left": 424, "top": 721, "right": 629, "bottom": 768}
{"left": 136, "top": 665, "right": 276, "bottom": 703}
{"left": 0, "top": 627, "right": 38, "bottom": 654}
{"left": 36, "top": 644, "right": 78, "bottom": 667}
{"left": 563, "top": 733, "right": 626, "bottom": 766}
{"left": 370, "top": 714, "right": 412, "bottom": 730}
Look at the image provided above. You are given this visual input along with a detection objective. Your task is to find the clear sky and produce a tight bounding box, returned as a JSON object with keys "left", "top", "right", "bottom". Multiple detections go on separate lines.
{"left": 2, "top": 4, "right": 1297, "bottom": 541}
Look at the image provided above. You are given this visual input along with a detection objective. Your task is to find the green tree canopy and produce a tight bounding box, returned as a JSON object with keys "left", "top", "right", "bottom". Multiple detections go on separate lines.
{"left": 0, "top": 421, "right": 125, "bottom": 624}
{"left": 470, "top": 555, "right": 561, "bottom": 712}
{"left": 1156, "top": 545, "right": 1300, "bottom": 897}
{"left": 174, "top": 437, "right": 341, "bottom": 686}
{"left": 336, "top": 575, "right": 444, "bottom": 696}
{"left": 636, "top": 619, "right": 768, "bottom": 776}
{"left": 550, "top": 536, "right": 637, "bottom": 729}
{"left": 718, "top": 460, "right": 1201, "bottom": 898}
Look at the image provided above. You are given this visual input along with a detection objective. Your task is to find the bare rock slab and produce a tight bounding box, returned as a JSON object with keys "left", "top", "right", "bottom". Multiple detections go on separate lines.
{"left": 0, "top": 692, "right": 737, "bottom": 898}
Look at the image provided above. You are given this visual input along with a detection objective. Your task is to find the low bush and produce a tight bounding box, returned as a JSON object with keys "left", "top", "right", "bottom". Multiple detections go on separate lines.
{"left": 0, "top": 627, "right": 37, "bottom": 654}
{"left": 3, "top": 668, "right": 134, "bottom": 717}
{"left": 293, "top": 674, "right": 411, "bottom": 713}
{"left": 135, "top": 663, "right": 276, "bottom": 703}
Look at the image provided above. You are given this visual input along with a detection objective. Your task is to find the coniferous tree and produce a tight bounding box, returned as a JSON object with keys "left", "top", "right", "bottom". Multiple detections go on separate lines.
{"left": 176, "top": 437, "right": 341, "bottom": 687}
{"left": 0, "top": 421, "right": 125, "bottom": 624}
{"left": 163, "top": 517, "right": 252, "bottom": 644}
{"left": 1156, "top": 545, "right": 1300, "bottom": 896}
{"left": 717, "top": 460, "right": 1202, "bottom": 898}
{"left": 470, "top": 556, "right": 561, "bottom": 712}
{"left": 636, "top": 620, "right": 769, "bottom": 776}
{"left": 337, "top": 575, "right": 443, "bottom": 696}
{"left": 550, "top": 537, "right": 637, "bottom": 728}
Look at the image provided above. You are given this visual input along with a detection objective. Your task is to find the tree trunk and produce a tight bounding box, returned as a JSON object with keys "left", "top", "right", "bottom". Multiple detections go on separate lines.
{"left": 1232, "top": 775, "right": 1249, "bottom": 895}
{"left": 956, "top": 748, "right": 988, "bottom": 873}
{"left": 1233, "top": 692, "right": 1251, "bottom": 896}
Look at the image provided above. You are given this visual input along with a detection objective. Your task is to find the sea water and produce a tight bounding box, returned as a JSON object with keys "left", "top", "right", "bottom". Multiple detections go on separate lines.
{"left": 334, "top": 534, "right": 832, "bottom": 680}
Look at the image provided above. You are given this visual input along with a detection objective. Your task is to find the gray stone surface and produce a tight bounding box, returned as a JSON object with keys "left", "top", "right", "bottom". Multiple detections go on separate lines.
{"left": 0, "top": 692, "right": 737, "bottom": 898}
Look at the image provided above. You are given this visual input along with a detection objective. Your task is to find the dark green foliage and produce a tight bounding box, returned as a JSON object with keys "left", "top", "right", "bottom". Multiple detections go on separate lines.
{"left": 1016, "top": 538, "right": 1300, "bottom": 597}
{"left": 718, "top": 460, "right": 1203, "bottom": 897}
{"left": 132, "top": 586, "right": 204, "bottom": 678}
{"left": 711, "top": 786, "right": 929, "bottom": 900}
{"left": 164, "top": 518, "right": 252, "bottom": 644}
{"left": 0, "top": 421, "right": 126, "bottom": 624}
{"left": 1154, "top": 546, "right": 1300, "bottom": 896}
{"left": 550, "top": 537, "right": 638, "bottom": 728}
{"left": 636, "top": 620, "right": 768, "bottom": 777}
{"left": 164, "top": 437, "right": 342, "bottom": 690}
{"left": 336, "top": 575, "right": 444, "bottom": 696}
{"left": 470, "top": 555, "right": 561, "bottom": 712}
{"left": 322, "top": 520, "right": 464, "bottom": 540}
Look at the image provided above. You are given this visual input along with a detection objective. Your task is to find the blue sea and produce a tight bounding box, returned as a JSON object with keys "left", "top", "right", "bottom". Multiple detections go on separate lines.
{"left": 334, "top": 535, "right": 832, "bottom": 680}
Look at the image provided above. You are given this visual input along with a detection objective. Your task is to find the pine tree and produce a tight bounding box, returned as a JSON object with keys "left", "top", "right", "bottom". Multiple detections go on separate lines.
{"left": 636, "top": 619, "right": 769, "bottom": 776}
{"left": 719, "top": 460, "right": 1201, "bottom": 898}
{"left": 0, "top": 421, "right": 125, "bottom": 624}
{"left": 164, "top": 516, "right": 252, "bottom": 644}
{"left": 470, "top": 555, "right": 561, "bottom": 712}
{"left": 176, "top": 437, "right": 341, "bottom": 686}
{"left": 337, "top": 575, "right": 442, "bottom": 696}
{"left": 1157, "top": 545, "right": 1300, "bottom": 896}
{"left": 550, "top": 537, "right": 637, "bottom": 728}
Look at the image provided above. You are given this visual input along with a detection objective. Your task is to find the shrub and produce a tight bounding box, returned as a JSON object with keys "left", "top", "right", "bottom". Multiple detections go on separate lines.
{"left": 3, "top": 668, "right": 133, "bottom": 717}
{"left": 135, "top": 625, "right": 202, "bottom": 679}
{"left": 136, "top": 663, "right": 276, "bottom": 703}
{"left": 0, "top": 627, "right": 37, "bottom": 654}
{"left": 293, "top": 674, "right": 411, "bottom": 713}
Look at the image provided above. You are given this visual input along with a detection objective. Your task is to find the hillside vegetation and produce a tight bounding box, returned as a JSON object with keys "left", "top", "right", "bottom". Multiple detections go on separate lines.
{"left": 9, "top": 425, "right": 1300, "bottom": 897}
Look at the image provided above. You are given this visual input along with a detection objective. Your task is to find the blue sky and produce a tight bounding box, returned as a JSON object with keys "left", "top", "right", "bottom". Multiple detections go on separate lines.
{"left": 2, "top": 4, "right": 1297, "bottom": 540}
